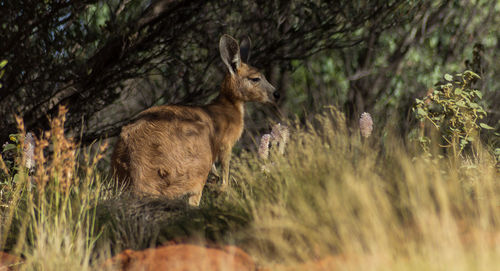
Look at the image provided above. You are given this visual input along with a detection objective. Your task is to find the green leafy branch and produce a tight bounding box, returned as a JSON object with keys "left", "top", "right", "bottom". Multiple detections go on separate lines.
{"left": 414, "top": 70, "right": 492, "bottom": 158}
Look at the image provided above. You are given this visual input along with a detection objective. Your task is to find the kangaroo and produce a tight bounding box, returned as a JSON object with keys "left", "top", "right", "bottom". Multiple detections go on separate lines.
{"left": 111, "top": 34, "right": 279, "bottom": 206}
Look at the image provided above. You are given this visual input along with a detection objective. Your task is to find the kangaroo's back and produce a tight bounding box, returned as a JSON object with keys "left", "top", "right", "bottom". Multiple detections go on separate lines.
{"left": 111, "top": 34, "right": 279, "bottom": 206}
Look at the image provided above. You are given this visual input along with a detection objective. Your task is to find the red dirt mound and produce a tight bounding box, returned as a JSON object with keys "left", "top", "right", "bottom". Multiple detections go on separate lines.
{"left": 104, "top": 244, "right": 257, "bottom": 271}
{"left": 0, "top": 252, "right": 22, "bottom": 270}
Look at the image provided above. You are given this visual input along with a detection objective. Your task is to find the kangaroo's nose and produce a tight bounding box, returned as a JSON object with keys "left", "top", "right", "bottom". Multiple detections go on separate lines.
{"left": 273, "top": 91, "right": 280, "bottom": 101}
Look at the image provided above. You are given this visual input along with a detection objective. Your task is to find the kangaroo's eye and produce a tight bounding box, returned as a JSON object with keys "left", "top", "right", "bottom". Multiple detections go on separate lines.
{"left": 249, "top": 77, "right": 261, "bottom": 82}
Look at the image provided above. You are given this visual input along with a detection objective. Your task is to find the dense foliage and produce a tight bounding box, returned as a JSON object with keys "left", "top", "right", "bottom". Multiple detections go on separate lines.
{"left": 0, "top": 0, "right": 418, "bottom": 144}
{"left": 1, "top": 0, "right": 497, "bottom": 148}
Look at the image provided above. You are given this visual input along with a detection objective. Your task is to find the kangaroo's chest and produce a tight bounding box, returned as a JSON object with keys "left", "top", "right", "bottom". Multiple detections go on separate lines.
{"left": 211, "top": 113, "right": 243, "bottom": 160}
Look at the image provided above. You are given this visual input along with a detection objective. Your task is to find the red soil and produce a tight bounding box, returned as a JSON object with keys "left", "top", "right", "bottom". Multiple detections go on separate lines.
{"left": 104, "top": 244, "right": 348, "bottom": 271}
{"left": 104, "top": 244, "right": 257, "bottom": 271}
{"left": 0, "top": 252, "right": 22, "bottom": 271}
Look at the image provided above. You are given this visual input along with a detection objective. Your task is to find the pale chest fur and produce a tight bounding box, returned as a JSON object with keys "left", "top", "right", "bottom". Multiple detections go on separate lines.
{"left": 211, "top": 102, "right": 244, "bottom": 161}
{"left": 229, "top": 103, "right": 244, "bottom": 143}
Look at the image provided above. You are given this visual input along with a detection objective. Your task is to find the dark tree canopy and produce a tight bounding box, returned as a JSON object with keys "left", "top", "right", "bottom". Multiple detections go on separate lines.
{"left": 0, "top": 0, "right": 418, "bottom": 143}
{"left": 1, "top": 0, "right": 498, "bottom": 147}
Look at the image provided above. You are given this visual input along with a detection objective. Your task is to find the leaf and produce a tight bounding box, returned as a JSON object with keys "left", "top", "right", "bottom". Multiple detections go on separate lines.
{"left": 2, "top": 143, "right": 17, "bottom": 152}
{"left": 0, "top": 60, "right": 7, "bottom": 69}
{"left": 477, "top": 108, "right": 486, "bottom": 114}
{"left": 8, "top": 134, "right": 20, "bottom": 142}
{"left": 444, "top": 74, "right": 453, "bottom": 81}
{"left": 473, "top": 90, "right": 483, "bottom": 99}
{"left": 13, "top": 173, "right": 22, "bottom": 184}
{"left": 469, "top": 103, "right": 480, "bottom": 109}
{"left": 460, "top": 139, "right": 468, "bottom": 147}
{"left": 464, "top": 70, "right": 481, "bottom": 80}
{"left": 479, "top": 123, "right": 494, "bottom": 130}
{"left": 416, "top": 108, "right": 427, "bottom": 117}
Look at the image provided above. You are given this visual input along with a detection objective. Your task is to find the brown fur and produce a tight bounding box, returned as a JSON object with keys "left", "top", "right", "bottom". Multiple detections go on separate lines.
{"left": 111, "top": 35, "right": 277, "bottom": 206}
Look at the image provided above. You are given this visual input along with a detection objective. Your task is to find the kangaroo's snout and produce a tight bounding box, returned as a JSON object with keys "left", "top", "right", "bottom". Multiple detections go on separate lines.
{"left": 260, "top": 78, "right": 278, "bottom": 104}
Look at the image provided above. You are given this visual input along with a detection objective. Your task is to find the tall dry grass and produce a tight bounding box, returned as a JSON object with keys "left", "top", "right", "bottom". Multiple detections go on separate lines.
{"left": 0, "top": 106, "right": 498, "bottom": 271}
{"left": 229, "top": 107, "right": 499, "bottom": 270}
{"left": 0, "top": 106, "right": 109, "bottom": 271}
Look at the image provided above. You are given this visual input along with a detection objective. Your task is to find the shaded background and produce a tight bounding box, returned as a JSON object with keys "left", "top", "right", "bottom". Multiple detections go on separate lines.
{"left": 1, "top": 0, "right": 499, "bottom": 155}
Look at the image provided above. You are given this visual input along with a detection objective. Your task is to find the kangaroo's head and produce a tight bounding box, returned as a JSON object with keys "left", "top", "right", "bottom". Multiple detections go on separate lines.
{"left": 219, "top": 34, "right": 279, "bottom": 104}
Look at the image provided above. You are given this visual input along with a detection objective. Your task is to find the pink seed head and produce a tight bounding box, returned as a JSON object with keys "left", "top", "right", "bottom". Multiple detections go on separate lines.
{"left": 359, "top": 112, "right": 373, "bottom": 138}
{"left": 258, "top": 134, "right": 271, "bottom": 160}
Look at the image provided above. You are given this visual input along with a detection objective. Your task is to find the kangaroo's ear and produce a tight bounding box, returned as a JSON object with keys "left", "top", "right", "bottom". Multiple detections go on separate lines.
{"left": 239, "top": 36, "right": 251, "bottom": 63}
{"left": 219, "top": 34, "right": 241, "bottom": 75}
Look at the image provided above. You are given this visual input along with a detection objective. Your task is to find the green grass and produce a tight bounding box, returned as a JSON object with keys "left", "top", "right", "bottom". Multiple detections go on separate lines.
{"left": 0, "top": 106, "right": 499, "bottom": 270}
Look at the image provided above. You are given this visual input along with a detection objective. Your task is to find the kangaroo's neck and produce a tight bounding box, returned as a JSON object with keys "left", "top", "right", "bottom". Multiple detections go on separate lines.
{"left": 207, "top": 93, "right": 245, "bottom": 135}
{"left": 204, "top": 77, "right": 245, "bottom": 160}
{"left": 211, "top": 94, "right": 244, "bottom": 116}
{"left": 208, "top": 74, "right": 245, "bottom": 124}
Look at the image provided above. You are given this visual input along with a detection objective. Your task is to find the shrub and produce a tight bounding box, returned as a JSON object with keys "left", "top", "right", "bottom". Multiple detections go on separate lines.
{"left": 413, "top": 70, "right": 493, "bottom": 158}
